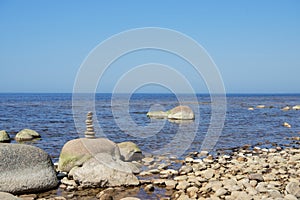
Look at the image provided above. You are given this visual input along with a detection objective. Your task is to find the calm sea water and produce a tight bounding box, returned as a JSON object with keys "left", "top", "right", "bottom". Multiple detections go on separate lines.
{"left": 0, "top": 93, "right": 299, "bottom": 162}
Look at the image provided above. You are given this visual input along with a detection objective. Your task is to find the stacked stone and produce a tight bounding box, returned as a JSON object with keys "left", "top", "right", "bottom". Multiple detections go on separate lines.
{"left": 85, "top": 111, "right": 96, "bottom": 138}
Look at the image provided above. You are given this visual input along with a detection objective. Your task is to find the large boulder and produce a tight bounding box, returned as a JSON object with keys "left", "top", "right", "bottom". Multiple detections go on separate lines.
{"left": 147, "top": 105, "right": 195, "bottom": 120}
{"left": 167, "top": 105, "right": 195, "bottom": 120}
{"left": 69, "top": 153, "right": 139, "bottom": 187}
{"left": 0, "top": 130, "right": 10, "bottom": 143}
{"left": 117, "top": 141, "right": 144, "bottom": 162}
{"left": 58, "top": 138, "right": 121, "bottom": 172}
{"left": 15, "top": 129, "right": 41, "bottom": 141}
{"left": 0, "top": 144, "right": 58, "bottom": 194}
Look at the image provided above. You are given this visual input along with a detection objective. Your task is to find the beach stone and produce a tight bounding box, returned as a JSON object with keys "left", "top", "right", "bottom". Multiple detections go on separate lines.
{"left": 15, "top": 129, "right": 40, "bottom": 141}
{"left": 167, "top": 105, "right": 195, "bottom": 120}
{"left": 69, "top": 153, "right": 139, "bottom": 187}
{"left": 58, "top": 137, "right": 121, "bottom": 172}
{"left": 117, "top": 141, "right": 144, "bottom": 162}
{"left": 120, "top": 198, "right": 140, "bottom": 200}
{"left": 248, "top": 173, "right": 264, "bottom": 182}
{"left": 176, "top": 180, "right": 189, "bottom": 190}
{"left": 286, "top": 182, "right": 300, "bottom": 197}
{"left": 282, "top": 106, "right": 291, "bottom": 111}
{"left": 165, "top": 180, "right": 177, "bottom": 189}
{"left": 0, "top": 130, "right": 10, "bottom": 142}
{"left": 203, "top": 168, "right": 215, "bottom": 179}
{"left": 0, "top": 144, "right": 58, "bottom": 194}
{"left": 256, "top": 105, "right": 265, "bottom": 108}
{"left": 215, "top": 188, "right": 228, "bottom": 197}
{"left": 0, "top": 192, "right": 21, "bottom": 200}
{"left": 187, "top": 186, "right": 198, "bottom": 198}
{"left": 144, "top": 184, "right": 154, "bottom": 192}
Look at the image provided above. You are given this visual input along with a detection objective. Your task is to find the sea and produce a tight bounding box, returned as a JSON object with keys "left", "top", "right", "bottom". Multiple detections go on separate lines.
{"left": 0, "top": 93, "right": 299, "bottom": 163}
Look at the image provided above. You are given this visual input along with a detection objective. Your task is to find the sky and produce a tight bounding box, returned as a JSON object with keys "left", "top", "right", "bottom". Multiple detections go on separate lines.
{"left": 0, "top": 0, "right": 299, "bottom": 93}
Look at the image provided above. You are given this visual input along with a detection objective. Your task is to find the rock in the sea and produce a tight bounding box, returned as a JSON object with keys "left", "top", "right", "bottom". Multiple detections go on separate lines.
{"left": 0, "top": 144, "right": 58, "bottom": 194}
{"left": 256, "top": 105, "right": 265, "bottom": 109}
{"left": 117, "top": 141, "right": 144, "bottom": 162}
{"left": 58, "top": 138, "right": 121, "bottom": 172}
{"left": 0, "top": 192, "right": 21, "bottom": 200}
{"left": 146, "top": 111, "right": 168, "bottom": 119}
{"left": 282, "top": 106, "right": 291, "bottom": 111}
{"left": 0, "top": 130, "right": 10, "bottom": 143}
{"left": 292, "top": 105, "right": 300, "bottom": 110}
{"left": 69, "top": 153, "right": 139, "bottom": 187}
{"left": 15, "top": 129, "right": 41, "bottom": 141}
{"left": 283, "top": 122, "right": 292, "bottom": 128}
{"left": 167, "top": 105, "right": 195, "bottom": 120}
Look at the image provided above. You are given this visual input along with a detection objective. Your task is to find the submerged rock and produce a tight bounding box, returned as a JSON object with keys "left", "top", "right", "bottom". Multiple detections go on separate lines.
{"left": 15, "top": 129, "right": 41, "bottom": 141}
{"left": 0, "top": 130, "right": 10, "bottom": 143}
{"left": 118, "top": 141, "right": 144, "bottom": 162}
{"left": 0, "top": 144, "right": 58, "bottom": 194}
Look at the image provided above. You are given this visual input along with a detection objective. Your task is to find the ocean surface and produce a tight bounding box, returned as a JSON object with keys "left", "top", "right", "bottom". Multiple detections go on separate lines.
{"left": 0, "top": 93, "right": 300, "bottom": 163}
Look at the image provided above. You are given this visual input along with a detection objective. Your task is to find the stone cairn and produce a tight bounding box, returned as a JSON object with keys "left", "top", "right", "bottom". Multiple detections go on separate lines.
{"left": 85, "top": 111, "right": 96, "bottom": 138}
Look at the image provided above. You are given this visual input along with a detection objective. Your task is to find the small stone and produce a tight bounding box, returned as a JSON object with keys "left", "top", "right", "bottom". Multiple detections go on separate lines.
{"left": 286, "top": 182, "right": 300, "bottom": 197}
{"left": 248, "top": 173, "right": 264, "bottom": 182}
{"left": 187, "top": 186, "right": 198, "bottom": 198}
{"left": 61, "top": 177, "right": 77, "bottom": 187}
{"left": 165, "top": 180, "right": 177, "bottom": 189}
{"left": 215, "top": 188, "right": 228, "bottom": 197}
{"left": 0, "top": 130, "right": 10, "bottom": 142}
{"left": 152, "top": 179, "right": 165, "bottom": 185}
{"left": 203, "top": 168, "right": 214, "bottom": 179}
{"left": 176, "top": 181, "right": 189, "bottom": 190}
{"left": 144, "top": 184, "right": 155, "bottom": 192}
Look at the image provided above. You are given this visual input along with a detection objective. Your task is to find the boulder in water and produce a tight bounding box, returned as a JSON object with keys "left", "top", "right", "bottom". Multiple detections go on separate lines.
{"left": 167, "top": 105, "right": 195, "bottom": 120}
{"left": 0, "top": 130, "right": 10, "bottom": 143}
{"left": 15, "top": 129, "right": 41, "bottom": 141}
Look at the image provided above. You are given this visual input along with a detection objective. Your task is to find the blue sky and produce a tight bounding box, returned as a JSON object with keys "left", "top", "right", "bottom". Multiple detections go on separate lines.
{"left": 0, "top": 0, "right": 299, "bottom": 93}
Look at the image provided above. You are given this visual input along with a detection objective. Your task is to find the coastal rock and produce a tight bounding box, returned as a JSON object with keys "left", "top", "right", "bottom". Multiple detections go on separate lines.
{"left": 0, "top": 144, "right": 58, "bottom": 194}
{"left": 282, "top": 106, "right": 291, "bottom": 111}
{"left": 0, "top": 130, "right": 10, "bottom": 142}
{"left": 283, "top": 122, "right": 292, "bottom": 128}
{"left": 256, "top": 105, "right": 265, "bottom": 109}
{"left": 167, "top": 106, "right": 195, "bottom": 120}
{"left": 15, "top": 129, "right": 41, "bottom": 141}
{"left": 0, "top": 192, "right": 21, "bottom": 200}
{"left": 69, "top": 153, "right": 139, "bottom": 187}
{"left": 146, "top": 111, "right": 168, "bottom": 119}
{"left": 117, "top": 141, "right": 144, "bottom": 162}
{"left": 58, "top": 138, "right": 121, "bottom": 172}
{"left": 292, "top": 105, "right": 300, "bottom": 110}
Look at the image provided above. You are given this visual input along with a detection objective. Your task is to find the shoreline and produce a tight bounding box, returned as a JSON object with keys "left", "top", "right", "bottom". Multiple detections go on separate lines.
{"left": 19, "top": 137, "right": 300, "bottom": 200}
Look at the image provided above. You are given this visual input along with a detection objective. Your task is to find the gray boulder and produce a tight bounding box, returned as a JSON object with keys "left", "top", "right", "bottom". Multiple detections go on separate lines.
{"left": 117, "top": 141, "right": 144, "bottom": 162}
{"left": 167, "top": 105, "right": 195, "bottom": 120}
{"left": 147, "top": 105, "right": 195, "bottom": 120}
{"left": 0, "top": 192, "right": 21, "bottom": 200}
{"left": 0, "top": 144, "right": 58, "bottom": 194}
{"left": 69, "top": 153, "right": 140, "bottom": 187}
{"left": 58, "top": 138, "right": 121, "bottom": 172}
{"left": 0, "top": 130, "right": 10, "bottom": 143}
{"left": 15, "top": 129, "right": 41, "bottom": 141}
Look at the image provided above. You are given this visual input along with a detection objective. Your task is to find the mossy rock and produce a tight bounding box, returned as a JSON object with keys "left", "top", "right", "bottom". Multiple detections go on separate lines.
{"left": 58, "top": 138, "right": 121, "bottom": 172}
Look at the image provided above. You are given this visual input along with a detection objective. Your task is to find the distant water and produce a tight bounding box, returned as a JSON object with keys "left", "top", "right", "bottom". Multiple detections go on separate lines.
{"left": 0, "top": 93, "right": 299, "bottom": 162}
